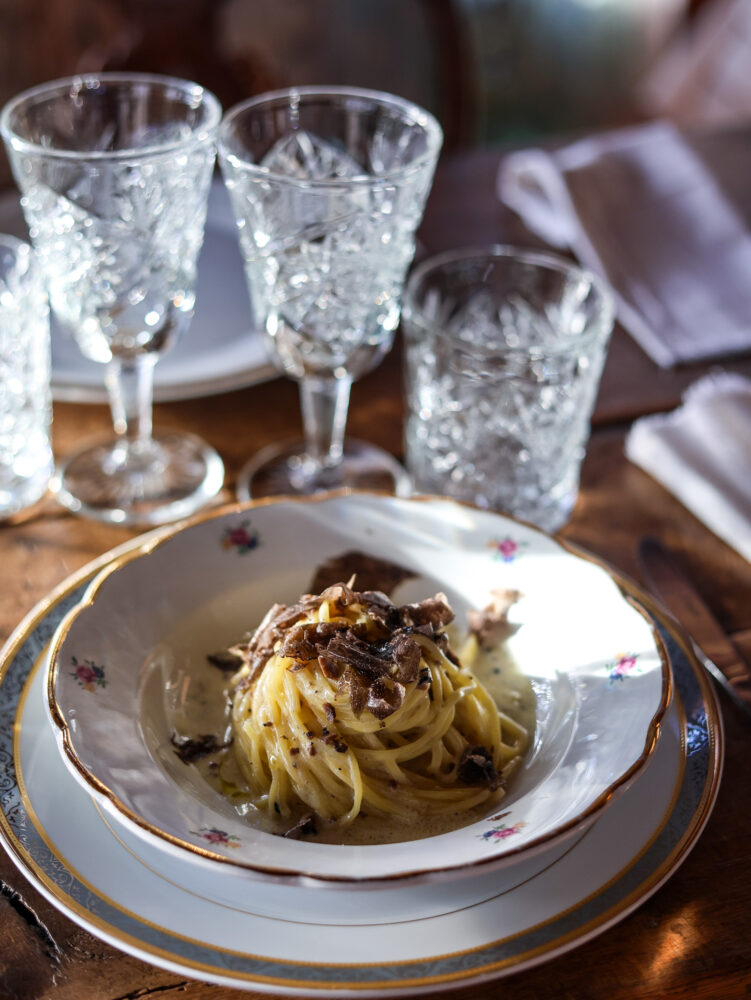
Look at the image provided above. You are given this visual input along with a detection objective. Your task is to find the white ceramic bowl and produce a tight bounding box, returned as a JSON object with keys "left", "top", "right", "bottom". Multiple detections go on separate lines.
{"left": 47, "top": 493, "right": 669, "bottom": 885}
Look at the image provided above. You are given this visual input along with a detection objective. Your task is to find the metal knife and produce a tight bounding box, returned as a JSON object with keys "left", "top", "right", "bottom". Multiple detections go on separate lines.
{"left": 637, "top": 535, "right": 751, "bottom": 720}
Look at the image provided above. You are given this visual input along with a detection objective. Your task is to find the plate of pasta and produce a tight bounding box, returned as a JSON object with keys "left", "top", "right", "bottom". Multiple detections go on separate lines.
{"left": 45, "top": 492, "right": 670, "bottom": 885}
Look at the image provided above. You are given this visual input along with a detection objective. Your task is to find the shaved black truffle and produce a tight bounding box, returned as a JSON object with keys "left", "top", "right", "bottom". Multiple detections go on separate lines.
{"left": 170, "top": 733, "right": 230, "bottom": 764}
{"left": 457, "top": 745, "right": 503, "bottom": 789}
{"left": 233, "top": 585, "right": 459, "bottom": 721}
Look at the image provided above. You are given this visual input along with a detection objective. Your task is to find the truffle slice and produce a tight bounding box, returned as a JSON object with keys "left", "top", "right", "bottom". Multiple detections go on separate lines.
{"left": 310, "top": 550, "right": 416, "bottom": 596}
{"left": 467, "top": 589, "right": 522, "bottom": 646}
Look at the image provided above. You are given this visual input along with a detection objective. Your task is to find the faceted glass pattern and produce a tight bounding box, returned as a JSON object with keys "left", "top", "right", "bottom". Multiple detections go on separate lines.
{"left": 402, "top": 248, "right": 614, "bottom": 532}
{"left": 220, "top": 100, "right": 440, "bottom": 383}
{"left": 0, "top": 237, "right": 52, "bottom": 516}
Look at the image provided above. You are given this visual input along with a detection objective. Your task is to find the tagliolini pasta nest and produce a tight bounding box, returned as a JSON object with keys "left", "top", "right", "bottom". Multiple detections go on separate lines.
{"left": 228, "top": 582, "right": 528, "bottom": 835}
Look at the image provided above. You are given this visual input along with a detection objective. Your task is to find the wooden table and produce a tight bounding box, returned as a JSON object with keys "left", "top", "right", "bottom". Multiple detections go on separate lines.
{"left": 2, "top": 147, "right": 751, "bottom": 1000}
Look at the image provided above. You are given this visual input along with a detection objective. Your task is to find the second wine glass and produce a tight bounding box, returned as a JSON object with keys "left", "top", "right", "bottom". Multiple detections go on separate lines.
{"left": 218, "top": 86, "right": 442, "bottom": 499}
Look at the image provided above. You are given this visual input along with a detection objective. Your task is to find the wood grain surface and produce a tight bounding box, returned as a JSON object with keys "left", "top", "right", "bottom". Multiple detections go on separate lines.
{"left": 1, "top": 146, "right": 751, "bottom": 999}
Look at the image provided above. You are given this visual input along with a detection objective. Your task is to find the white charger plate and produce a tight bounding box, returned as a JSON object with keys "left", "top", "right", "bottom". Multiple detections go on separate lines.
{"left": 0, "top": 541, "right": 722, "bottom": 996}
{"left": 0, "top": 180, "right": 276, "bottom": 402}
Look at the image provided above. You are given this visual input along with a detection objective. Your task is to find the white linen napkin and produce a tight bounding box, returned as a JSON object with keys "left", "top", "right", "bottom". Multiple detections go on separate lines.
{"left": 499, "top": 121, "right": 751, "bottom": 368}
{"left": 625, "top": 373, "right": 751, "bottom": 560}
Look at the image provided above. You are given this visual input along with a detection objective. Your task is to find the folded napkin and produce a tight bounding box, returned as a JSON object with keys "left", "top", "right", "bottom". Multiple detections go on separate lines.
{"left": 499, "top": 121, "right": 751, "bottom": 368}
{"left": 625, "top": 373, "right": 751, "bottom": 560}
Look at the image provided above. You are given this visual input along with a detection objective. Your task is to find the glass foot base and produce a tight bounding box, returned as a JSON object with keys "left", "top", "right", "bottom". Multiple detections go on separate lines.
{"left": 52, "top": 432, "right": 225, "bottom": 526}
{"left": 236, "top": 439, "right": 410, "bottom": 501}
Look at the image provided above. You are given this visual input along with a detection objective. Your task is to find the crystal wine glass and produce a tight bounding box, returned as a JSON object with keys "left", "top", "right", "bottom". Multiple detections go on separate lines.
{"left": 1, "top": 73, "right": 223, "bottom": 525}
{"left": 217, "top": 86, "right": 442, "bottom": 498}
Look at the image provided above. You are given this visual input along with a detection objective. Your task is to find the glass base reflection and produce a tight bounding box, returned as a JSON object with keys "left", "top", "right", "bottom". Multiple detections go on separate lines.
{"left": 236, "top": 438, "right": 410, "bottom": 501}
{"left": 52, "top": 431, "right": 224, "bottom": 526}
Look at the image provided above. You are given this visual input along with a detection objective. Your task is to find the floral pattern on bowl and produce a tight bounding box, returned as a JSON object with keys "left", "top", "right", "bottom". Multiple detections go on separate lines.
{"left": 607, "top": 652, "right": 642, "bottom": 686}
{"left": 221, "top": 519, "right": 260, "bottom": 554}
{"left": 488, "top": 536, "right": 528, "bottom": 563}
{"left": 479, "top": 811, "right": 527, "bottom": 843}
{"left": 193, "top": 827, "right": 241, "bottom": 849}
{"left": 69, "top": 656, "right": 106, "bottom": 692}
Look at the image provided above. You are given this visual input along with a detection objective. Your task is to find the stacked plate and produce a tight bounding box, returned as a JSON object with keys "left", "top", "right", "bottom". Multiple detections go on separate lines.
{"left": 0, "top": 493, "right": 723, "bottom": 996}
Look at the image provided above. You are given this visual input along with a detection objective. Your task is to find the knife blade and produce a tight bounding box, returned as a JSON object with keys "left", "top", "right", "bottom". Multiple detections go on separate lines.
{"left": 637, "top": 535, "right": 751, "bottom": 720}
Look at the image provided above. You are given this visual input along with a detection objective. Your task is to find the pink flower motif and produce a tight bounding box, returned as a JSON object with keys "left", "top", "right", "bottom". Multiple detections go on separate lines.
{"left": 488, "top": 536, "right": 527, "bottom": 563}
{"left": 490, "top": 826, "right": 522, "bottom": 839}
{"left": 203, "top": 830, "right": 228, "bottom": 844}
{"left": 614, "top": 655, "right": 637, "bottom": 675}
{"left": 498, "top": 538, "right": 518, "bottom": 560}
{"left": 479, "top": 819, "right": 526, "bottom": 842}
{"left": 193, "top": 826, "right": 241, "bottom": 848}
{"left": 221, "top": 519, "right": 260, "bottom": 554}
{"left": 70, "top": 656, "right": 106, "bottom": 692}
{"left": 608, "top": 652, "right": 641, "bottom": 685}
{"left": 76, "top": 664, "right": 96, "bottom": 685}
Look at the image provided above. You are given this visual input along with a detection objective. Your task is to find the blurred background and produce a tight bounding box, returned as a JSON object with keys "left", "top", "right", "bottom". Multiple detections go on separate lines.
{"left": 0, "top": 0, "right": 747, "bottom": 189}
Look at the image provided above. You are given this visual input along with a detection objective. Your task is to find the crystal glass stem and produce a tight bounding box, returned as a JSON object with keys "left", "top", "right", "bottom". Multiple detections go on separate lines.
{"left": 300, "top": 376, "right": 351, "bottom": 471}
{"left": 236, "top": 369, "right": 410, "bottom": 499}
{"left": 105, "top": 356, "right": 157, "bottom": 458}
{"left": 54, "top": 339, "right": 224, "bottom": 522}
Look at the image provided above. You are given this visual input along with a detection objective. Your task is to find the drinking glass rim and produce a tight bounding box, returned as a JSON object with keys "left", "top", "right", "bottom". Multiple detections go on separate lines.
{"left": 0, "top": 72, "right": 222, "bottom": 162}
{"left": 402, "top": 244, "right": 616, "bottom": 353}
{"left": 218, "top": 84, "right": 443, "bottom": 188}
